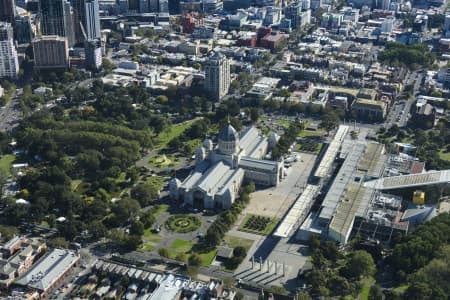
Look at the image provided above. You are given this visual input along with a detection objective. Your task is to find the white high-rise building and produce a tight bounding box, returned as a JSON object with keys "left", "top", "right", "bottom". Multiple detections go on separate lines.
{"left": 204, "top": 52, "right": 230, "bottom": 101}
{"left": 85, "top": 0, "right": 100, "bottom": 40}
{"left": 0, "top": 22, "right": 19, "bottom": 79}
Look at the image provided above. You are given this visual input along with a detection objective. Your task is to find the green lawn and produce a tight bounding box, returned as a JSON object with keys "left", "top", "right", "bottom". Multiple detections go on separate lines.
{"left": 439, "top": 149, "right": 450, "bottom": 161}
{"left": 171, "top": 239, "right": 193, "bottom": 253}
{"left": 145, "top": 176, "right": 166, "bottom": 191}
{"left": 154, "top": 117, "right": 202, "bottom": 150}
{"left": 359, "top": 285, "right": 371, "bottom": 300}
{"left": 199, "top": 249, "right": 218, "bottom": 267}
{"left": 276, "top": 119, "right": 292, "bottom": 128}
{"left": 152, "top": 204, "right": 169, "bottom": 217}
{"left": 223, "top": 235, "right": 254, "bottom": 252}
{"left": 0, "top": 154, "right": 15, "bottom": 176}
{"left": 298, "top": 129, "right": 324, "bottom": 138}
{"left": 70, "top": 179, "right": 82, "bottom": 192}
{"left": 148, "top": 154, "right": 179, "bottom": 169}
{"left": 142, "top": 227, "right": 162, "bottom": 243}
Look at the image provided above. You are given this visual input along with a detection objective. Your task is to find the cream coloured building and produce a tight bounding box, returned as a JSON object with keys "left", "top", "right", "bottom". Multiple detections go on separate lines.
{"left": 170, "top": 124, "right": 284, "bottom": 209}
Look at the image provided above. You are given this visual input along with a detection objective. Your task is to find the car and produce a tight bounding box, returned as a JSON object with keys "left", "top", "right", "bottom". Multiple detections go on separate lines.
{"left": 197, "top": 232, "right": 203, "bottom": 237}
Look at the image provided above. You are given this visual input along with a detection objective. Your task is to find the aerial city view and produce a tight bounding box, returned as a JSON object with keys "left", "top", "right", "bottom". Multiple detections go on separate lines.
{"left": 0, "top": 0, "right": 450, "bottom": 298}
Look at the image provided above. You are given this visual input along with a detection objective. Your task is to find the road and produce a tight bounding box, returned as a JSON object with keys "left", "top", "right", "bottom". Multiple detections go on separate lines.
{"left": 0, "top": 90, "right": 22, "bottom": 132}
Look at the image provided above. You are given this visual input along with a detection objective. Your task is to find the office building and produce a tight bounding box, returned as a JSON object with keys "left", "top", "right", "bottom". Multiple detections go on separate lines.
{"left": 284, "top": 1, "right": 310, "bottom": 28}
{"left": 85, "top": 0, "right": 100, "bottom": 40}
{"left": 14, "top": 15, "right": 33, "bottom": 44}
{"left": 71, "top": 0, "right": 85, "bottom": 44}
{"left": 32, "top": 35, "right": 69, "bottom": 70}
{"left": 159, "top": 0, "right": 169, "bottom": 12}
{"left": 0, "top": 0, "right": 16, "bottom": 25}
{"left": 85, "top": 38, "right": 102, "bottom": 70}
{"left": 118, "top": 0, "right": 129, "bottom": 13}
{"left": 39, "top": 0, "right": 75, "bottom": 46}
{"left": 139, "top": 0, "right": 149, "bottom": 12}
{"left": 70, "top": 0, "right": 100, "bottom": 43}
{"left": 149, "top": 0, "right": 158, "bottom": 11}
{"left": 0, "top": 22, "right": 19, "bottom": 79}
{"left": 204, "top": 52, "right": 230, "bottom": 101}
{"left": 63, "top": 0, "right": 75, "bottom": 46}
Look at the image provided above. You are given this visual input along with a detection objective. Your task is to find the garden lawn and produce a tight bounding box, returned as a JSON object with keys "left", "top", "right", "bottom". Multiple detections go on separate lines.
{"left": 358, "top": 285, "right": 370, "bottom": 300}
{"left": 439, "top": 149, "right": 450, "bottom": 161}
{"left": 148, "top": 154, "right": 178, "bottom": 169}
{"left": 298, "top": 129, "right": 324, "bottom": 138}
{"left": 145, "top": 176, "right": 166, "bottom": 191}
{"left": 0, "top": 154, "right": 15, "bottom": 176}
{"left": 154, "top": 117, "right": 202, "bottom": 150}
{"left": 276, "top": 119, "right": 292, "bottom": 128}
{"left": 142, "top": 228, "right": 161, "bottom": 243}
{"left": 152, "top": 204, "right": 169, "bottom": 217}
{"left": 223, "top": 235, "right": 254, "bottom": 252}
{"left": 199, "top": 249, "right": 218, "bottom": 267}
{"left": 70, "top": 179, "right": 82, "bottom": 192}
{"left": 171, "top": 239, "right": 193, "bottom": 253}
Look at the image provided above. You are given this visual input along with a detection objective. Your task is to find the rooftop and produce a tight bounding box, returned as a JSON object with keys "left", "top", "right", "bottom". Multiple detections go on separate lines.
{"left": 16, "top": 249, "right": 79, "bottom": 292}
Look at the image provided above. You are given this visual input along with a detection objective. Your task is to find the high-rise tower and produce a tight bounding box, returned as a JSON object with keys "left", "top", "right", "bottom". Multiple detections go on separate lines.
{"left": 0, "top": 22, "right": 19, "bottom": 79}
{"left": 204, "top": 52, "right": 230, "bottom": 101}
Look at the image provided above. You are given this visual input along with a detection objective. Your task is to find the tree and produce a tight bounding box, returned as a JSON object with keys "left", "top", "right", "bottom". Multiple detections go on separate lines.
{"left": 235, "top": 291, "right": 244, "bottom": 300}
{"left": 296, "top": 292, "right": 312, "bottom": 300}
{"left": 111, "top": 198, "right": 141, "bottom": 223}
{"left": 158, "top": 247, "right": 170, "bottom": 258}
{"left": 88, "top": 220, "right": 108, "bottom": 239}
{"left": 175, "top": 252, "right": 187, "bottom": 262}
{"left": 188, "top": 253, "right": 202, "bottom": 268}
{"left": 130, "top": 220, "right": 144, "bottom": 235}
{"left": 368, "top": 284, "right": 383, "bottom": 300}
{"left": 140, "top": 210, "right": 156, "bottom": 228}
{"left": 0, "top": 225, "right": 19, "bottom": 240}
{"left": 48, "top": 237, "right": 68, "bottom": 248}
{"left": 249, "top": 108, "right": 260, "bottom": 123}
{"left": 403, "top": 282, "right": 433, "bottom": 300}
{"left": 267, "top": 285, "right": 288, "bottom": 295}
{"left": 131, "top": 184, "right": 159, "bottom": 206}
{"left": 233, "top": 246, "right": 247, "bottom": 258}
{"left": 342, "top": 250, "right": 376, "bottom": 279}
{"left": 319, "top": 111, "right": 339, "bottom": 135}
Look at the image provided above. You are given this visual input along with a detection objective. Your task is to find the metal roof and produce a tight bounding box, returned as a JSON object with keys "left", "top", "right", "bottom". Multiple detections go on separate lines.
{"left": 16, "top": 249, "right": 79, "bottom": 292}
{"left": 239, "top": 157, "right": 279, "bottom": 172}
{"left": 314, "top": 125, "right": 349, "bottom": 178}
{"left": 364, "top": 170, "right": 450, "bottom": 190}
{"left": 274, "top": 184, "right": 320, "bottom": 238}
{"left": 318, "top": 141, "right": 366, "bottom": 222}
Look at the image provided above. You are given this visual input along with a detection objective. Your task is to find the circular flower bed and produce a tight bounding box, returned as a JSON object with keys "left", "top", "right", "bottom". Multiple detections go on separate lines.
{"left": 165, "top": 215, "right": 202, "bottom": 233}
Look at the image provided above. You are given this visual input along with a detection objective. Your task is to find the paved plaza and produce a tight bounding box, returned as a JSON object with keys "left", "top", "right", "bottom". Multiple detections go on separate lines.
{"left": 230, "top": 153, "right": 318, "bottom": 290}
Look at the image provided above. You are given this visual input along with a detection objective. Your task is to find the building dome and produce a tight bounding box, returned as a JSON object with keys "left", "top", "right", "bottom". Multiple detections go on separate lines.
{"left": 219, "top": 124, "right": 238, "bottom": 142}
{"left": 218, "top": 124, "right": 239, "bottom": 155}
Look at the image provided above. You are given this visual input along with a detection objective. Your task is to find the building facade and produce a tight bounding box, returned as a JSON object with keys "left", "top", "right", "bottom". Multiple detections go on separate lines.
{"left": 204, "top": 52, "right": 230, "bottom": 101}
{"left": 0, "top": 22, "right": 19, "bottom": 79}
{"left": 39, "top": 0, "right": 75, "bottom": 46}
{"left": 85, "top": 0, "right": 101, "bottom": 40}
{"left": 85, "top": 38, "right": 102, "bottom": 70}
{"left": 0, "top": 0, "right": 16, "bottom": 25}
{"left": 170, "top": 124, "right": 284, "bottom": 209}
{"left": 32, "top": 35, "right": 69, "bottom": 70}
